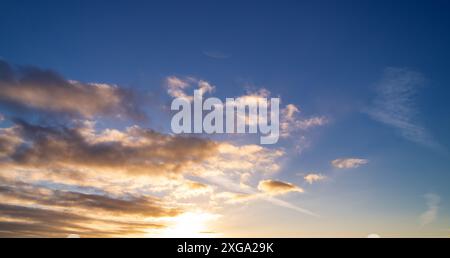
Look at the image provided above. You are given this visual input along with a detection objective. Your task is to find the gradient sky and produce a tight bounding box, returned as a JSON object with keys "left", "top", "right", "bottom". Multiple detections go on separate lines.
{"left": 1, "top": 0, "right": 450, "bottom": 237}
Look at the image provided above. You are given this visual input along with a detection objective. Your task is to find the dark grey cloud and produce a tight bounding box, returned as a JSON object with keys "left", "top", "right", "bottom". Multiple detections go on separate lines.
{"left": 0, "top": 60, "right": 145, "bottom": 120}
{"left": 2, "top": 119, "right": 217, "bottom": 176}
{"left": 0, "top": 180, "right": 178, "bottom": 237}
{"left": 0, "top": 203, "right": 164, "bottom": 237}
{"left": 0, "top": 183, "right": 180, "bottom": 217}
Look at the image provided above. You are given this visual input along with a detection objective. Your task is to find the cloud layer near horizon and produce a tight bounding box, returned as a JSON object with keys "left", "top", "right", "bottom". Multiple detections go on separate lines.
{"left": 0, "top": 117, "right": 288, "bottom": 236}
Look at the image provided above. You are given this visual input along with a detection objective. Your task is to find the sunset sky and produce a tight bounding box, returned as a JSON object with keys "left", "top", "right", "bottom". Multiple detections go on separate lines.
{"left": 1, "top": 0, "right": 450, "bottom": 237}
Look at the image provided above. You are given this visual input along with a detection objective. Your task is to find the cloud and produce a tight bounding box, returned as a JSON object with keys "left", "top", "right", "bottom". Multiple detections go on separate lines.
{"left": 1, "top": 119, "right": 217, "bottom": 177}
{"left": 229, "top": 89, "right": 327, "bottom": 145}
{"left": 366, "top": 67, "right": 441, "bottom": 150}
{"left": 0, "top": 117, "right": 284, "bottom": 194}
{"left": 331, "top": 158, "right": 368, "bottom": 169}
{"left": 420, "top": 193, "right": 440, "bottom": 226}
{"left": 197, "top": 80, "right": 215, "bottom": 96}
{"left": 0, "top": 183, "right": 180, "bottom": 218}
{"left": 0, "top": 176, "right": 182, "bottom": 237}
{"left": 165, "top": 76, "right": 215, "bottom": 100}
{"left": 257, "top": 180, "right": 304, "bottom": 195}
{"left": 0, "top": 126, "right": 22, "bottom": 159}
{"left": 0, "top": 180, "right": 177, "bottom": 237}
{"left": 0, "top": 119, "right": 289, "bottom": 237}
{"left": 280, "top": 103, "right": 327, "bottom": 138}
{"left": 216, "top": 191, "right": 317, "bottom": 217}
{"left": 171, "top": 181, "right": 213, "bottom": 199}
{"left": 166, "top": 76, "right": 192, "bottom": 99}
{"left": 0, "top": 60, "right": 328, "bottom": 236}
{"left": 203, "top": 50, "right": 230, "bottom": 59}
{"left": 0, "top": 117, "right": 291, "bottom": 235}
{"left": 0, "top": 203, "right": 164, "bottom": 237}
{"left": 0, "top": 60, "right": 144, "bottom": 120}
{"left": 283, "top": 104, "right": 300, "bottom": 119}
{"left": 304, "top": 173, "right": 326, "bottom": 184}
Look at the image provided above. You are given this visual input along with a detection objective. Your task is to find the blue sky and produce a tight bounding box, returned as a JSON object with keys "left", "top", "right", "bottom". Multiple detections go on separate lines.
{"left": 1, "top": 0, "right": 450, "bottom": 237}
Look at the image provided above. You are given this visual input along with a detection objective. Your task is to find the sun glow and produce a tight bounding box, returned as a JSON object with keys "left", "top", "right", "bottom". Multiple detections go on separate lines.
{"left": 152, "top": 212, "right": 221, "bottom": 238}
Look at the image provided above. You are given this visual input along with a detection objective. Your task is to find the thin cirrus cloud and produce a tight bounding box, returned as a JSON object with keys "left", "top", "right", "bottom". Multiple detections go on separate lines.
{"left": 365, "top": 67, "right": 442, "bottom": 151}
{"left": 0, "top": 60, "right": 144, "bottom": 120}
{"left": 331, "top": 158, "right": 369, "bottom": 169}
{"left": 420, "top": 193, "right": 440, "bottom": 226}
{"left": 202, "top": 50, "right": 231, "bottom": 59}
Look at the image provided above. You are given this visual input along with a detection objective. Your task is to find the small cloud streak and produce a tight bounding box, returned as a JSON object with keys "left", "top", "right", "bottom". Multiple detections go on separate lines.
{"left": 203, "top": 50, "right": 230, "bottom": 59}
{"left": 257, "top": 179, "right": 304, "bottom": 195}
{"left": 420, "top": 193, "right": 440, "bottom": 226}
{"left": 331, "top": 158, "right": 368, "bottom": 169}
{"left": 304, "top": 173, "right": 326, "bottom": 184}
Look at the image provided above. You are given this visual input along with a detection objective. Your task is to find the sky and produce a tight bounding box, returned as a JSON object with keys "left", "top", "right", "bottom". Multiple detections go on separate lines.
{"left": 1, "top": 0, "right": 450, "bottom": 237}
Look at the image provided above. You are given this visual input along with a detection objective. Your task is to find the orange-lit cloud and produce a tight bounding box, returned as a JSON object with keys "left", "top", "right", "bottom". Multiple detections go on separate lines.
{"left": 0, "top": 61, "right": 326, "bottom": 237}
{"left": 257, "top": 180, "right": 304, "bottom": 195}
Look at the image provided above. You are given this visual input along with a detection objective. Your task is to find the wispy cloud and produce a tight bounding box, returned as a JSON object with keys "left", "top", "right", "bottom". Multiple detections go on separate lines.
{"left": 203, "top": 50, "right": 230, "bottom": 59}
{"left": 331, "top": 158, "right": 368, "bottom": 169}
{"left": 420, "top": 193, "right": 440, "bottom": 226}
{"left": 366, "top": 67, "right": 442, "bottom": 150}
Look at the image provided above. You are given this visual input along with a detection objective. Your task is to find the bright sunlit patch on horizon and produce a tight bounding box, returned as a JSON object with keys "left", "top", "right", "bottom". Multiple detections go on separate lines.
{"left": 149, "top": 212, "right": 222, "bottom": 238}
